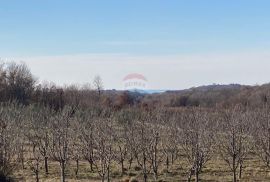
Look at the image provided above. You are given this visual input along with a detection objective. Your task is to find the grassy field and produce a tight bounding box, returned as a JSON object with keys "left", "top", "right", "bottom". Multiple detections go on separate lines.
{"left": 11, "top": 154, "right": 270, "bottom": 182}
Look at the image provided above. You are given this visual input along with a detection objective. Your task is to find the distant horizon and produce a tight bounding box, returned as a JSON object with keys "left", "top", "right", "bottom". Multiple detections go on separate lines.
{"left": 3, "top": 50, "right": 269, "bottom": 90}
{"left": 110, "top": 83, "right": 258, "bottom": 92}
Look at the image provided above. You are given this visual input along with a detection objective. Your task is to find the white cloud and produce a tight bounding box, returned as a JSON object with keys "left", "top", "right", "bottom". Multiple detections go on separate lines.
{"left": 11, "top": 50, "right": 270, "bottom": 90}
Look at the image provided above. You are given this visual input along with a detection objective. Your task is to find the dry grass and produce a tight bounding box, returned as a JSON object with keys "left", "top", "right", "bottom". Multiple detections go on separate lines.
{"left": 10, "top": 154, "right": 270, "bottom": 182}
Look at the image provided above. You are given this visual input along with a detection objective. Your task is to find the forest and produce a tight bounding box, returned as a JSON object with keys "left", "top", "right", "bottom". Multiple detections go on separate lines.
{"left": 1, "top": 62, "right": 270, "bottom": 182}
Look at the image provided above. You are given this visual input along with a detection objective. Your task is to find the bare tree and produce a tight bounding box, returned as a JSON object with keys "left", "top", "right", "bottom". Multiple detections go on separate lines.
{"left": 218, "top": 107, "right": 252, "bottom": 182}
{"left": 49, "top": 107, "right": 74, "bottom": 182}
{"left": 252, "top": 105, "right": 270, "bottom": 168}
{"left": 0, "top": 63, "right": 7, "bottom": 102}
{"left": 93, "top": 75, "right": 103, "bottom": 98}
{"left": 79, "top": 111, "right": 95, "bottom": 172}
{"left": 71, "top": 136, "right": 81, "bottom": 177}
{"left": 181, "top": 109, "right": 215, "bottom": 182}
{"left": 114, "top": 128, "right": 128, "bottom": 176}
{"left": 147, "top": 128, "right": 163, "bottom": 181}
{"left": 14, "top": 107, "right": 27, "bottom": 170}
{"left": 5, "top": 62, "right": 36, "bottom": 104}
{"left": 161, "top": 117, "right": 179, "bottom": 173}
{"left": 0, "top": 103, "right": 21, "bottom": 180}
{"left": 93, "top": 117, "right": 115, "bottom": 182}
{"left": 70, "top": 112, "right": 84, "bottom": 177}
{"left": 26, "top": 106, "right": 51, "bottom": 175}
{"left": 134, "top": 116, "right": 151, "bottom": 182}
{"left": 147, "top": 111, "right": 166, "bottom": 181}
{"left": 115, "top": 108, "right": 139, "bottom": 174}
{"left": 27, "top": 141, "right": 42, "bottom": 182}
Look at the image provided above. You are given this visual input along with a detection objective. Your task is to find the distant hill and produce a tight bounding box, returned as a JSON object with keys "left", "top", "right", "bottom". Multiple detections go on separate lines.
{"left": 165, "top": 84, "right": 243, "bottom": 93}
{"left": 139, "top": 83, "right": 270, "bottom": 108}
{"left": 83, "top": 83, "right": 270, "bottom": 109}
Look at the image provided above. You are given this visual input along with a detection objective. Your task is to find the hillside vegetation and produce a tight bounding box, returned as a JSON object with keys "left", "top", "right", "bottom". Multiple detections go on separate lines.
{"left": 1, "top": 62, "right": 270, "bottom": 182}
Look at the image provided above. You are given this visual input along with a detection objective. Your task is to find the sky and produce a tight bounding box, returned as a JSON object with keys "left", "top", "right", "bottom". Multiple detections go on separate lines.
{"left": 0, "top": 0, "right": 270, "bottom": 90}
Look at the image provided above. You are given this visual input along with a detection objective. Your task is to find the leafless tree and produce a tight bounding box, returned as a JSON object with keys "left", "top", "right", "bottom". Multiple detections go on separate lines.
{"left": 146, "top": 111, "right": 166, "bottom": 181}
{"left": 181, "top": 109, "right": 215, "bottom": 182}
{"left": 25, "top": 106, "right": 51, "bottom": 175}
{"left": 134, "top": 116, "right": 151, "bottom": 182}
{"left": 70, "top": 112, "right": 84, "bottom": 177}
{"left": 5, "top": 62, "right": 36, "bottom": 104}
{"left": 93, "top": 75, "right": 103, "bottom": 98}
{"left": 27, "top": 141, "right": 42, "bottom": 182}
{"left": 14, "top": 107, "right": 27, "bottom": 170}
{"left": 0, "top": 103, "right": 21, "bottom": 180}
{"left": 114, "top": 128, "right": 128, "bottom": 176}
{"left": 218, "top": 107, "right": 252, "bottom": 182}
{"left": 147, "top": 128, "right": 163, "bottom": 181}
{"left": 0, "top": 63, "right": 7, "bottom": 102}
{"left": 49, "top": 107, "right": 74, "bottom": 182}
{"left": 161, "top": 116, "right": 179, "bottom": 173}
{"left": 79, "top": 111, "right": 96, "bottom": 172}
{"left": 93, "top": 117, "right": 115, "bottom": 182}
{"left": 252, "top": 105, "right": 270, "bottom": 168}
{"left": 115, "top": 108, "right": 140, "bottom": 173}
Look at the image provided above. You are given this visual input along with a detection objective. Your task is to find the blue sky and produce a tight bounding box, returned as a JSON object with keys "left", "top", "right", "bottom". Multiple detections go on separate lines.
{"left": 1, "top": 0, "right": 270, "bottom": 56}
{"left": 1, "top": 1, "right": 270, "bottom": 89}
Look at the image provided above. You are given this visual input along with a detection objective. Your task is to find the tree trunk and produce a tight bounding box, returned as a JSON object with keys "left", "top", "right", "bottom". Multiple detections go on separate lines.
{"left": 143, "top": 173, "right": 147, "bottom": 182}
{"left": 128, "top": 157, "right": 133, "bottom": 170}
{"left": 20, "top": 145, "right": 25, "bottom": 170}
{"left": 107, "top": 166, "right": 110, "bottom": 182}
{"left": 60, "top": 161, "right": 66, "bottom": 182}
{"left": 154, "top": 171, "right": 158, "bottom": 181}
{"left": 233, "top": 169, "right": 237, "bottom": 182}
{"left": 188, "top": 168, "right": 193, "bottom": 182}
{"left": 89, "top": 158, "right": 94, "bottom": 172}
{"left": 45, "top": 156, "right": 49, "bottom": 175}
{"left": 171, "top": 153, "right": 174, "bottom": 165}
{"left": 239, "top": 161, "right": 242, "bottom": 179}
{"left": 35, "top": 162, "right": 39, "bottom": 182}
{"left": 35, "top": 171, "right": 39, "bottom": 182}
{"left": 153, "top": 163, "right": 158, "bottom": 180}
{"left": 166, "top": 155, "right": 169, "bottom": 172}
{"left": 195, "top": 168, "right": 199, "bottom": 182}
{"left": 121, "top": 160, "right": 124, "bottom": 176}
{"left": 75, "top": 159, "right": 79, "bottom": 177}
{"left": 188, "top": 174, "right": 192, "bottom": 182}
{"left": 89, "top": 148, "right": 94, "bottom": 172}
{"left": 232, "top": 154, "right": 237, "bottom": 182}
{"left": 21, "top": 156, "right": 25, "bottom": 169}
{"left": 143, "top": 154, "right": 147, "bottom": 182}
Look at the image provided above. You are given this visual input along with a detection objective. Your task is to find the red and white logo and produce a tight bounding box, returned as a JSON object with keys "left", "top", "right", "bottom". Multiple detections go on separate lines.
{"left": 123, "top": 73, "right": 148, "bottom": 90}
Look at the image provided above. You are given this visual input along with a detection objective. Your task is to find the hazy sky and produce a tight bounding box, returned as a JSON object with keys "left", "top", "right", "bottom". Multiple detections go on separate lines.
{"left": 1, "top": 1, "right": 270, "bottom": 89}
